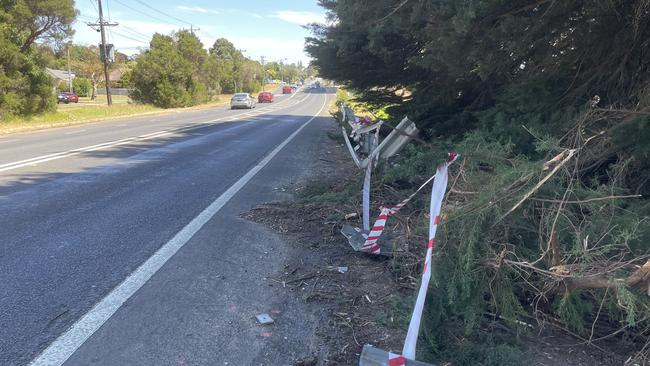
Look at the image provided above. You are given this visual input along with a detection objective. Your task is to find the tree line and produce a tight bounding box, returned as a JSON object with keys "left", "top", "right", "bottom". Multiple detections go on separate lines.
{"left": 0, "top": 0, "right": 312, "bottom": 118}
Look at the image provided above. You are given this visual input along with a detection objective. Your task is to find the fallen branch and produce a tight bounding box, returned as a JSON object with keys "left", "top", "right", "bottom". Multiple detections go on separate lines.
{"left": 531, "top": 194, "right": 642, "bottom": 204}
{"left": 499, "top": 149, "right": 577, "bottom": 221}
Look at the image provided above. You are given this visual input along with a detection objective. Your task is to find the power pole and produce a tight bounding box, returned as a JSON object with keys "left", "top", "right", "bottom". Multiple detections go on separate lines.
{"left": 260, "top": 56, "right": 266, "bottom": 91}
{"left": 86, "top": 0, "right": 118, "bottom": 106}
{"left": 190, "top": 25, "right": 200, "bottom": 35}
{"left": 67, "top": 46, "right": 72, "bottom": 93}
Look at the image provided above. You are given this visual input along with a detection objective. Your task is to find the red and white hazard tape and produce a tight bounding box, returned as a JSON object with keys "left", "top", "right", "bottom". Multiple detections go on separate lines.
{"left": 388, "top": 152, "right": 458, "bottom": 365}
{"left": 360, "top": 153, "right": 458, "bottom": 254}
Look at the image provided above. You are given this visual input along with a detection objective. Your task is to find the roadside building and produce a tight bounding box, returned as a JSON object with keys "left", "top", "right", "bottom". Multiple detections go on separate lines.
{"left": 45, "top": 68, "right": 75, "bottom": 92}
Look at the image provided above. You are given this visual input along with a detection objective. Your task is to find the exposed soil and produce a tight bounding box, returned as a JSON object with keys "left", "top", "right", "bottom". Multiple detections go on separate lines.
{"left": 242, "top": 123, "right": 630, "bottom": 366}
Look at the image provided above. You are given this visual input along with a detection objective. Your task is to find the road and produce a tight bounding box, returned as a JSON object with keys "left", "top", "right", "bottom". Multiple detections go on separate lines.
{"left": 0, "top": 87, "right": 335, "bottom": 365}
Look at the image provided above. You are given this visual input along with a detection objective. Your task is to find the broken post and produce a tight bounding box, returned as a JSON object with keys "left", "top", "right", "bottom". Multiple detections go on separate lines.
{"left": 338, "top": 104, "right": 419, "bottom": 256}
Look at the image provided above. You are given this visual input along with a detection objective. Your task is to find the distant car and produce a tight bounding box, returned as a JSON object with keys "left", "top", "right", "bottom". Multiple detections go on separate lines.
{"left": 57, "top": 92, "right": 79, "bottom": 104}
{"left": 282, "top": 86, "right": 293, "bottom": 94}
{"left": 258, "top": 91, "right": 274, "bottom": 103}
{"left": 230, "top": 93, "right": 256, "bottom": 109}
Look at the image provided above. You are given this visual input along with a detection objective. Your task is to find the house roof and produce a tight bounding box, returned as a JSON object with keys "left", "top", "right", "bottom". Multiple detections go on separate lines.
{"left": 46, "top": 68, "right": 75, "bottom": 81}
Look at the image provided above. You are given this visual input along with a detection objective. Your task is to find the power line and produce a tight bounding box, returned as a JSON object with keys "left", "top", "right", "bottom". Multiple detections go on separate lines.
{"left": 132, "top": 0, "right": 192, "bottom": 26}
{"left": 112, "top": 0, "right": 177, "bottom": 25}
{"left": 118, "top": 25, "right": 151, "bottom": 40}
{"left": 88, "top": 0, "right": 98, "bottom": 13}
{"left": 111, "top": 30, "right": 149, "bottom": 44}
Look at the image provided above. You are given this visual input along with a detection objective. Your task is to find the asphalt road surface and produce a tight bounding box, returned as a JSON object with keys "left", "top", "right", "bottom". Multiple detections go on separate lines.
{"left": 0, "top": 87, "right": 336, "bottom": 365}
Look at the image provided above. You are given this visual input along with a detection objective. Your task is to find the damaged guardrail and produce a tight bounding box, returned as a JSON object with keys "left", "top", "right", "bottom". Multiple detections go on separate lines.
{"left": 338, "top": 103, "right": 460, "bottom": 366}
{"left": 338, "top": 104, "right": 419, "bottom": 255}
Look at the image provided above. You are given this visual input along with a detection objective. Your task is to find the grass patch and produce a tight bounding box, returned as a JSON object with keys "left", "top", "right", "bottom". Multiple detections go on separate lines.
{"left": 0, "top": 84, "right": 279, "bottom": 135}
{"left": 1, "top": 103, "right": 161, "bottom": 134}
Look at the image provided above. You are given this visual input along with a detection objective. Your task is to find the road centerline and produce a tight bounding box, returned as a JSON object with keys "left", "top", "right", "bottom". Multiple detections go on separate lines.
{"left": 0, "top": 89, "right": 309, "bottom": 174}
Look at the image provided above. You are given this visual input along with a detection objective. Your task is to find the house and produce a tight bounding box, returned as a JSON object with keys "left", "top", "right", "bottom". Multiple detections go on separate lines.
{"left": 46, "top": 68, "right": 75, "bottom": 91}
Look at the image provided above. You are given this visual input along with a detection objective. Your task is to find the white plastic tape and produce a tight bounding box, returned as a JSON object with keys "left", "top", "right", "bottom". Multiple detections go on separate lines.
{"left": 401, "top": 153, "right": 458, "bottom": 361}
{"left": 363, "top": 161, "right": 372, "bottom": 232}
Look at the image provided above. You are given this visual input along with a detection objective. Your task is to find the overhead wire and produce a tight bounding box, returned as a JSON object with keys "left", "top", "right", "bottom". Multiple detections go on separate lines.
{"left": 132, "top": 0, "right": 192, "bottom": 26}
{"left": 111, "top": 0, "right": 177, "bottom": 25}
{"left": 110, "top": 30, "right": 149, "bottom": 45}
{"left": 118, "top": 25, "right": 151, "bottom": 41}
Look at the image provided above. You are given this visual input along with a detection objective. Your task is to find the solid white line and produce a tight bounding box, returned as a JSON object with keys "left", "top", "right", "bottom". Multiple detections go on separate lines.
{"left": 0, "top": 89, "right": 309, "bottom": 173}
{"left": 28, "top": 94, "right": 328, "bottom": 366}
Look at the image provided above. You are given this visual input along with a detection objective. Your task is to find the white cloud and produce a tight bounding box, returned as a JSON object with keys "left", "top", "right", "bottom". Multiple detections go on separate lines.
{"left": 177, "top": 5, "right": 219, "bottom": 15}
{"left": 270, "top": 10, "right": 326, "bottom": 25}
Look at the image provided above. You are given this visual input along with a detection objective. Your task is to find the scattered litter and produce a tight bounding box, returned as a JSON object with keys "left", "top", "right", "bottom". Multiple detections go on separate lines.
{"left": 260, "top": 332, "right": 273, "bottom": 337}
{"left": 256, "top": 313, "right": 274, "bottom": 325}
{"left": 337, "top": 266, "right": 349, "bottom": 274}
{"left": 344, "top": 213, "right": 357, "bottom": 220}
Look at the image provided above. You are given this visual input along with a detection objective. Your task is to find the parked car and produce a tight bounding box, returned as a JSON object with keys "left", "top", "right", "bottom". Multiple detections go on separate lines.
{"left": 258, "top": 91, "right": 274, "bottom": 103}
{"left": 230, "top": 93, "right": 256, "bottom": 109}
{"left": 282, "top": 86, "right": 293, "bottom": 94}
{"left": 57, "top": 92, "right": 79, "bottom": 104}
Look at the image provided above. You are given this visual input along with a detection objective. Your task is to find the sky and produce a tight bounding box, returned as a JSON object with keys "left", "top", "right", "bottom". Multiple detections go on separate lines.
{"left": 73, "top": 0, "right": 327, "bottom": 65}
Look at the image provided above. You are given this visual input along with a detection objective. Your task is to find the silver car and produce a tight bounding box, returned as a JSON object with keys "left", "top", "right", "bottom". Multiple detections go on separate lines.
{"left": 230, "top": 93, "right": 256, "bottom": 109}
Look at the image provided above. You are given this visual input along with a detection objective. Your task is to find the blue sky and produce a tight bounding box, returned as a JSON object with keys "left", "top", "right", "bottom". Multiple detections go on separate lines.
{"left": 73, "top": 0, "right": 327, "bottom": 64}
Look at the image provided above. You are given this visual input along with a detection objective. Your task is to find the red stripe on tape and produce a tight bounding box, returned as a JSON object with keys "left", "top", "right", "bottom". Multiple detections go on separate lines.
{"left": 428, "top": 238, "right": 436, "bottom": 249}
{"left": 389, "top": 355, "right": 406, "bottom": 366}
{"left": 433, "top": 215, "right": 440, "bottom": 225}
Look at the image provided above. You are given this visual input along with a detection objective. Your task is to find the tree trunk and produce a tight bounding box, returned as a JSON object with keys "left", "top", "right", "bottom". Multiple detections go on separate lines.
{"left": 91, "top": 73, "right": 97, "bottom": 100}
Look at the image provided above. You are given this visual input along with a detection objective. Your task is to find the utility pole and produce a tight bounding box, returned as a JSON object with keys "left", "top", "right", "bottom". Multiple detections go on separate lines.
{"left": 67, "top": 45, "right": 72, "bottom": 93}
{"left": 190, "top": 25, "right": 200, "bottom": 35}
{"left": 86, "top": 0, "right": 118, "bottom": 106}
{"left": 260, "top": 56, "right": 266, "bottom": 91}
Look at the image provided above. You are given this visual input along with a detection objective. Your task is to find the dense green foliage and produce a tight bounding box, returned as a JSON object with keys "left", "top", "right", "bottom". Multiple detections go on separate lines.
{"left": 0, "top": 0, "right": 76, "bottom": 119}
{"left": 130, "top": 33, "right": 303, "bottom": 108}
{"left": 129, "top": 31, "right": 217, "bottom": 108}
{"left": 311, "top": 0, "right": 650, "bottom": 362}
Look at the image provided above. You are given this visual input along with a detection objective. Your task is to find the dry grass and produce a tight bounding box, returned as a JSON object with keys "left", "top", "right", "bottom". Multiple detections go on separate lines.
{"left": 0, "top": 84, "right": 280, "bottom": 135}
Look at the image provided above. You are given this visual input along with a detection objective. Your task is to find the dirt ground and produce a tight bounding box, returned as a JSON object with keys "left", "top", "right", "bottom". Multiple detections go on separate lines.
{"left": 242, "top": 123, "right": 632, "bottom": 366}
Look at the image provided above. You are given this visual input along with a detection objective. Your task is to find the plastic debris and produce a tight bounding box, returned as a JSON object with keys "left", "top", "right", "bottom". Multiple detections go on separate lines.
{"left": 256, "top": 313, "right": 274, "bottom": 325}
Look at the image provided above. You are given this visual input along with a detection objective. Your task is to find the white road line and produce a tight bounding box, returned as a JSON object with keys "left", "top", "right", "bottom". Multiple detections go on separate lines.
{"left": 0, "top": 89, "right": 309, "bottom": 173}
{"left": 28, "top": 94, "right": 328, "bottom": 366}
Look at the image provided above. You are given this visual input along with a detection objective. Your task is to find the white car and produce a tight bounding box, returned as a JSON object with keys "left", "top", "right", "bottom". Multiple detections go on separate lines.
{"left": 230, "top": 93, "right": 256, "bottom": 109}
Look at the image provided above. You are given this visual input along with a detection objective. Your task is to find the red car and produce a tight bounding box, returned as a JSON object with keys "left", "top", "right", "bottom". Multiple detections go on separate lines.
{"left": 258, "top": 91, "right": 274, "bottom": 103}
{"left": 57, "top": 92, "right": 79, "bottom": 104}
{"left": 282, "top": 85, "right": 292, "bottom": 94}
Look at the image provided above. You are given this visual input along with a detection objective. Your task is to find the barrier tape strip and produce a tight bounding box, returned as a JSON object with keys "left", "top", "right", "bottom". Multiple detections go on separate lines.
{"left": 389, "top": 352, "right": 407, "bottom": 366}
{"left": 363, "top": 161, "right": 372, "bottom": 232}
{"left": 359, "top": 153, "right": 457, "bottom": 254}
{"left": 393, "top": 152, "right": 458, "bottom": 365}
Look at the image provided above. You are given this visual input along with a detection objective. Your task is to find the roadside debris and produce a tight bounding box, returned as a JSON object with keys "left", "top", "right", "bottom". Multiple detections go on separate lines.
{"left": 338, "top": 104, "right": 420, "bottom": 256}
{"left": 255, "top": 313, "right": 274, "bottom": 325}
